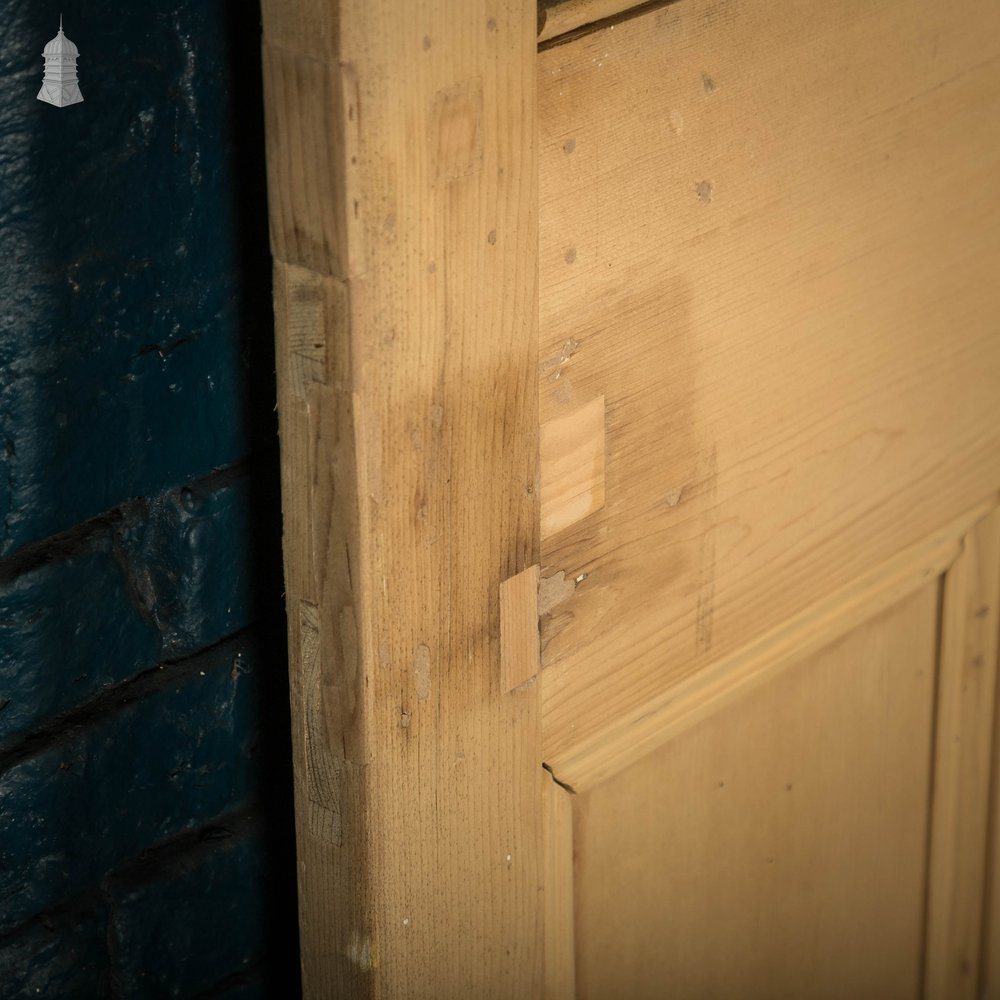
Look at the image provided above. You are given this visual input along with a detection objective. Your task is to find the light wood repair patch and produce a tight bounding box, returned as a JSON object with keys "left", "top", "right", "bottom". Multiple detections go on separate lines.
{"left": 500, "top": 565, "right": 541, "bottom": 692}
{"left": 540, "top": 395, "right": 605, "bottom": 539}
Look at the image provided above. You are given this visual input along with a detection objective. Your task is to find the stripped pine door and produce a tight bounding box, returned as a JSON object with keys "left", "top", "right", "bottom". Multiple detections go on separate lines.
{"left": 261, "top": 0, "right": 1000, "bottom": 996}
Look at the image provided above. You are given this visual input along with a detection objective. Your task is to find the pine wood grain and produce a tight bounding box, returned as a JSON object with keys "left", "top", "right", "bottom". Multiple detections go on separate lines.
{"left": 537, "top": 0, "right": 1000, "bottom": 776}
{"left": 501, "top": 565, "right": 542, "bottom": 692}
{"left": 925, "top": 508, "right": 1000, "bottom": 999}
{"left": 261, "top": 1, "right": 541, "bottom": 995}
{"left": 543, "top": 773, "right": 576, "bottom": 999}
{"left": 547, "top": 501, "right": 986, "bottom": 792}
{"left": 573, "top": 581, "right": 940, "bottom": 999}
{"left": 983, "top": 666, "right": 1000, "bottom": 999}
{"left": 539, "top": 394, "right": 605, "bottom": 539}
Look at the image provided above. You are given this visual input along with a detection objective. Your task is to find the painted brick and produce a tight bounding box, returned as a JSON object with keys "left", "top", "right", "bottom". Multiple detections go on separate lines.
{"left": 0, "top": 0, "right": 295, "bottom": 991}
{"left": 0, "top": 471, "right": 255, "bottom": 744}
{"left": 112, "top": 472, "right": 256, "bottom": 658}
{"left": 0, "top": 2, "right": 273, "bottom": 555}
{"left": 0, "top": 522, "right": 161, "bottom": 744}
{"left": 0, "top": 637, "right": 261, "bottom": 933}
{"left": 194, "top": 977, "right": 267, "bottom": 1000}
{"left": 109, "top": 821, "right": 266, "bottom": 999}
{"left": 0, "top": 899, "right": 111, "bottom": 998}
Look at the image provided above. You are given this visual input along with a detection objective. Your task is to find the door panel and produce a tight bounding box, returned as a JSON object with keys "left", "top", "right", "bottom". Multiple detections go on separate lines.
{"left": 925, "top": 512, "right": 1000, "bottom": 994}
{"left": 548, "top": 509, "right": 1000, "bottom": 998}
{"left": 537, "top": 0, "right": 1000, "bottom": 784}
{"left": 573, "top": 581, "right": 939, "bottom": 1000}
{"left": 261, "top": 0, "right": 1000, "bottom": 993}
{"left": 537, "top": 1, "right": 1000, "bottom": 996}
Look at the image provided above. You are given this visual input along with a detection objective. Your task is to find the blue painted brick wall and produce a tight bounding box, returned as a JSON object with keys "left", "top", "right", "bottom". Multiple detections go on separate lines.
{"left": 109, "top": 812, "right": 267, "bottom": 998}
{"left": 0, "top": 469, "right": 254, "bottom": 745}
{"left": 0, "top": 2, "right": 254, "bottom": 554}
{"left": 0, "top": 0, "right": 298, "bottom": 995}
{"left": 0, "top": 637, "right": 261, "bottom": 932}
{"left": 0, "top": 811, "right": 271, "bottom": 1000}
{"left": 0, "top": 898, "right": 112, "bottom": 998}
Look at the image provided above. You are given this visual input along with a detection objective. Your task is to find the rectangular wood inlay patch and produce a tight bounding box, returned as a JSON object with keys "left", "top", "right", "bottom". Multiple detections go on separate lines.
{"left": 540, "top": 395, "right": 605, "bottom": 539}
{"left": 500, "top": 565, "right": 541, "bottom": 692}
